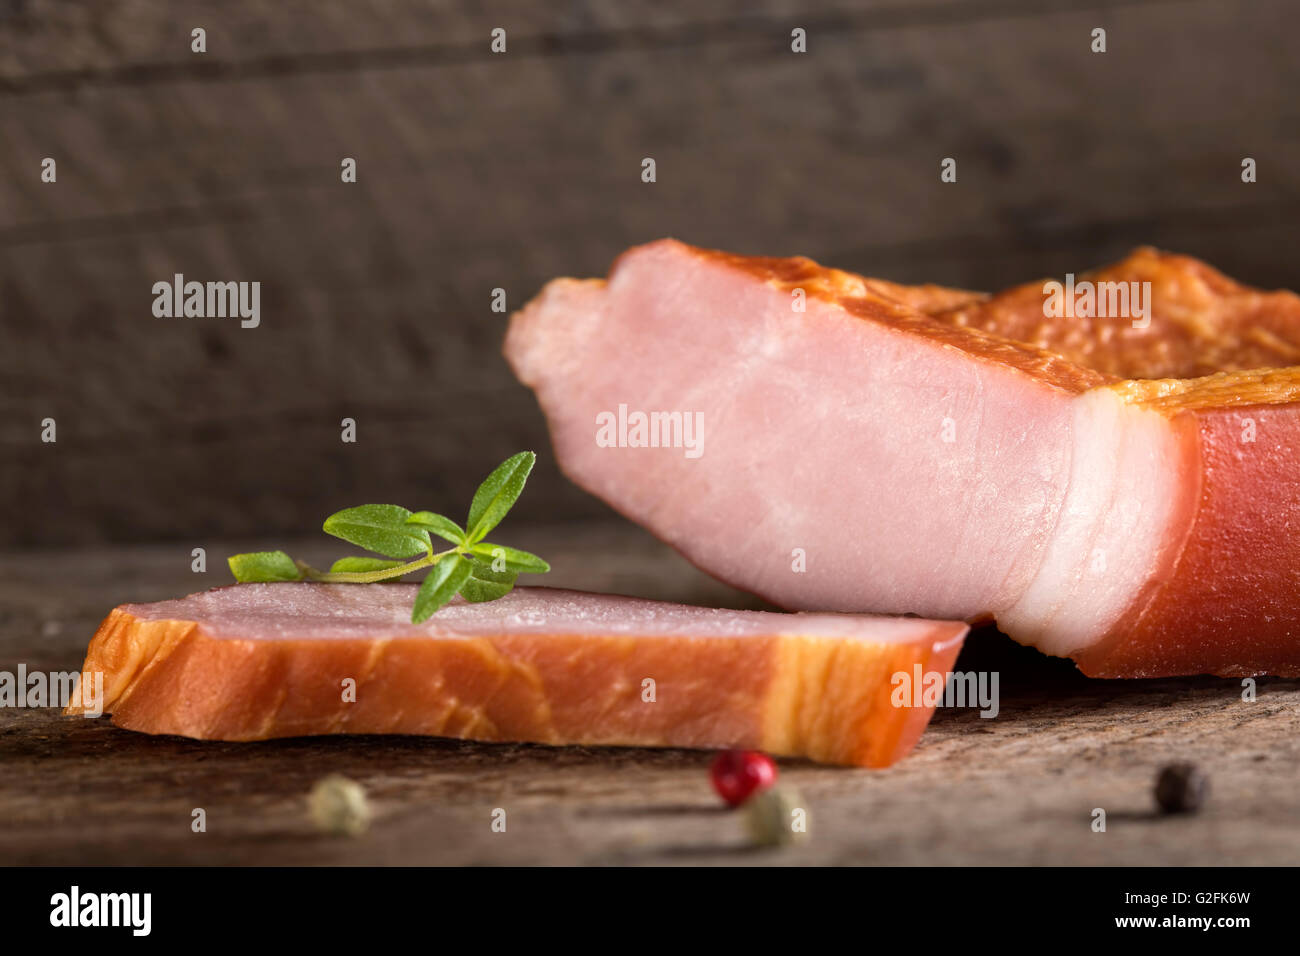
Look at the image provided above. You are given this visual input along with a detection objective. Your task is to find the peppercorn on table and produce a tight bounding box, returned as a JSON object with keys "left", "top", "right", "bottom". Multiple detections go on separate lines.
{"left": 3, "top": 522, "right": 1299, "bottom": 866}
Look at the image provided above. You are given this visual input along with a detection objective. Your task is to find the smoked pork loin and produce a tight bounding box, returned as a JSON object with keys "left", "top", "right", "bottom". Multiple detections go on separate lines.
{"left": 506, "top": 240, "right": 1300, "bottom": 678}
{"left": 65, "top": 584, "right": 966, "bottom": 767}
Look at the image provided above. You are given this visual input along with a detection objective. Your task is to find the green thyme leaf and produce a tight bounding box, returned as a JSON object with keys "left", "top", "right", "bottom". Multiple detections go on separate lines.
{"left": 329, "top": 556, "right": 408, "bottom": 574}
{"left": 227, "top": 451, "right": 548, "bottom": 623}
{"left": 459, "top": 561, "right": 518, "bottom": 603}
{"left": 323, "top": 504, "right": 431, "bottom": 558}
{"left": 405, "top": 511, "right": 466, "bottom": 546}
{"left": 469, "top": 543, "right": 550, "bottom": 574}
{"left": 228, "top": 551, "right": 303, "bottom": 582}
{"left": 459, "top": 576, "right": 515, "bottom": 603}
{"left": 412, "top": 554, "right": 474, "bottom": 623}
{"left": 465, "top": 451, "right": 535, "bottom": 544}
{"left": 469, "top": 560, "right": 519, "bottom": 584}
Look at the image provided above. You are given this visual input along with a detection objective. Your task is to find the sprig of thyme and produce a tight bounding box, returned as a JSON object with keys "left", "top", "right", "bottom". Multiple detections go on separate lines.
{"left": 227, "top": 451, "right": 549, "bottom": 622}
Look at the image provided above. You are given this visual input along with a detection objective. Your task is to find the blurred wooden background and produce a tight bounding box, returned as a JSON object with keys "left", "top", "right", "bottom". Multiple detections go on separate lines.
{"left": 2, "top": 0, "right": 1297, "bottom": 547}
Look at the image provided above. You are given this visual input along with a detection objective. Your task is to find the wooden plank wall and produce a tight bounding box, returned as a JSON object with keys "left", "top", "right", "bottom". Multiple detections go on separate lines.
{"left": 2, "top": 0, "right": 1297, "bottom": 546}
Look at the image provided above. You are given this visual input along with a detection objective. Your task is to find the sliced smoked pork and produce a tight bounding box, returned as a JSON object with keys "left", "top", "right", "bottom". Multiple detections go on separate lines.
{"left": 64, "top": 584, "right": 966, "bottom": 767}
{"left": 505, "top": 240, "right": 1300, "bottom": 678}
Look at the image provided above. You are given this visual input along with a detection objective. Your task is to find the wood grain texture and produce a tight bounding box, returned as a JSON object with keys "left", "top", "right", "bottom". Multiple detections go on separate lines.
{"left": 2, "top": 0, "right": 1299, "bottom": 545}
{"left": 2, "top": 534, "right": 1298, "bottom": 865}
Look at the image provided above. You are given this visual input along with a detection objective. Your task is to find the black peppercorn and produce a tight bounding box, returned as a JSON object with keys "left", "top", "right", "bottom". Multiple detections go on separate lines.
{"left": 1155, "top": 763, "right": 1208, "bottom": 814}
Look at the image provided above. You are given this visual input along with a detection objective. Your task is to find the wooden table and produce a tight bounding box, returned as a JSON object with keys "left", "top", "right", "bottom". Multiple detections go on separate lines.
{"left": 3, "top": 522, "right": 1297, "bottom": 865}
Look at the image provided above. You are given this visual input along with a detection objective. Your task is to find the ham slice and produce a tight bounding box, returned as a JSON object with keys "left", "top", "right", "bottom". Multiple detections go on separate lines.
{"left": 64, "top": 584, "right": 966, "bottom": 767}
{"left": 505, "top": 240, "right": 1300, "bottom": 678}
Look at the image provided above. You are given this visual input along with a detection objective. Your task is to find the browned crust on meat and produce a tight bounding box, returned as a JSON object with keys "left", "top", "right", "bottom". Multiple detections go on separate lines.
{"left": 933, "top": 246, "right": 1300, "bottom": 382}
{"left": 1105, "top": 366, "right": 1300, "bottom": 411}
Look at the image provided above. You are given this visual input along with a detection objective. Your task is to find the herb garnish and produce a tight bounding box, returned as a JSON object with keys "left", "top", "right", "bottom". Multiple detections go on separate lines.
{"left": 227, "top": 451, "right": 550, "bottom": 622}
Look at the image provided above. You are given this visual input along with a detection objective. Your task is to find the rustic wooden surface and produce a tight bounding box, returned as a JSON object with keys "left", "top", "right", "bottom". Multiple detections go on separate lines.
{"left": 4, "top": 0, "right": 1300, "bottom": 546}
{"left": 3, "top": 528, "right": 1298, "bottom": 866}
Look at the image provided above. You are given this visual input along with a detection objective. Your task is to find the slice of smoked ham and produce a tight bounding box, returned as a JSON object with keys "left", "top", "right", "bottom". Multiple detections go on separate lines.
{"left": 64, "top": 584, "right": 966, "bottom": 767}
{"left": 505, "top": 239, "right": 1300, "bottom": 678}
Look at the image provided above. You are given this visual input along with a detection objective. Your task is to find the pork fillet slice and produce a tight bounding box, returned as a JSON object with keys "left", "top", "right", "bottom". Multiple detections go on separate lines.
{"left": 505, "top": 240, "right": 1300, "bottom": 678}
{"left": 64, "top": 584, "right": 966, "bottom": 767}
